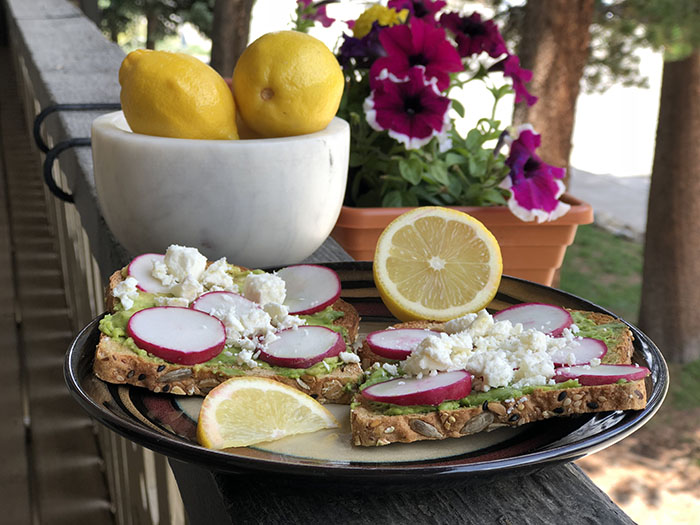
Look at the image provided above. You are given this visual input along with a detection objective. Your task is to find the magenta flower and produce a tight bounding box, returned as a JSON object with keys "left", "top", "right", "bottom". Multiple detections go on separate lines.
{"left": 369, "top": 17, "right": 462, "bottom": 92}
{"left": 364, "top": 67, "right": 452, "bottom": 150}
{"left": 500, "top": 128, "right": 569, "bottom": 222}
{"left": 297, "top": 0, "right": 335, "bottom": 28}
{"left": 439, "top": 12, "right": 507, "bottom": 58}
{"left": 388, "top": 0, "right": 446, "bottom": 21}
{"left": 502, "top": 55, "right": 538, "bottom": 106}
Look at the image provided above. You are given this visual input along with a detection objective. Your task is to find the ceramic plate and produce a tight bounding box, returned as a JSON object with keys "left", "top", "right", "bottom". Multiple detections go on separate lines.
{"left": 64, "top": 262, "right": 668, "bottom": 484}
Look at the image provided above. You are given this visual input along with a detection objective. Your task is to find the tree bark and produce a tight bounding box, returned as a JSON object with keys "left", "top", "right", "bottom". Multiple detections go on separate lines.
{"left": 639, "top": 51, "right": 700, "bottom": 364}
{"left": 513, "top": 0, "right": 595, "bottom": 185}
{"left": 210, "top": 0, "right": 255, "bottom": 77}
{"left": 145, "top": 10, "right": 158, "bottom": 50}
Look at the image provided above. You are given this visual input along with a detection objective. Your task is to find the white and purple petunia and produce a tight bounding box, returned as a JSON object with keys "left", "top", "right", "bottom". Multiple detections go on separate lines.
{"left": 499, "top": 126, "right": 570, "bottom": 222}
{"left": 364, "top": 67, "right": 452, "bottom": 151}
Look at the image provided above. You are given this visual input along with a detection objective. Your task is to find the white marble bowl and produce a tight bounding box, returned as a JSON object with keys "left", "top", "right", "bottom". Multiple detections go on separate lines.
{"left": 91, "top": 111, "right": 349, "bottom": 268}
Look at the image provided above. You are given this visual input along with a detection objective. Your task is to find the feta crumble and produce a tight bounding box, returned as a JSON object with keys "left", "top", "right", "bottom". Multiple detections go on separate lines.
{"left": 114, "top": 277, "right": 139, "bottom": 310}
{"left": 243, "top": 272, "right": 286, "bottom": 306}
{"left": 339, "top": 351, "right": 360, "bottom": 364}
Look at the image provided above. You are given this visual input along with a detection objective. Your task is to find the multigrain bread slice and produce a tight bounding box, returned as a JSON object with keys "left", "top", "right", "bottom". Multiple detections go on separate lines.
{"left": 94, "top": 270, "right": 363, "bottom": 403}
{"left": 351, "top": 310, "right": 647, "bottom": 446}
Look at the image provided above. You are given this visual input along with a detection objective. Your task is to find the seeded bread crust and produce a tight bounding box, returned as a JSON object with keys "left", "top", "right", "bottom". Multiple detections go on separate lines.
{"left": 95, "top": 270, "right": 362, "bottom": 403}
{"left": 352, "top": 310, "right": 646, "bottom": 446}
{"left": 350, "top": 379, "right": 647, "bottom": 446}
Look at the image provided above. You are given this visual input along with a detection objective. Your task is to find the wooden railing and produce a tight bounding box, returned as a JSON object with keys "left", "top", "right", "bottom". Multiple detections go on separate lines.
{"left": 3, "top": 0, "right": 187, "bottom": 522}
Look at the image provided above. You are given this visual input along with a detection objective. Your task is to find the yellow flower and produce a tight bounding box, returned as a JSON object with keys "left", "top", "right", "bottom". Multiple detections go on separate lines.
{"left": 353, "top": 5, "right": 409, "bottom": 38}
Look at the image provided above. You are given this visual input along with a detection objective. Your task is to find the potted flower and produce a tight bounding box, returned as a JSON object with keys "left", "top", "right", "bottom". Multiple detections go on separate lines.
{"left": 294, "top": 0, "right": 593, "bottom": 286}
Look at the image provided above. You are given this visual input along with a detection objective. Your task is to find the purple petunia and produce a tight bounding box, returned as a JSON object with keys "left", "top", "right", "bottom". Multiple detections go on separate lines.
{"left": 439, "top": 12, "right": 508, "bottom": 58}
{"left": 369, "top": 17, "right": 463, "bottom": 92}
{"left": 338, "top": 23, "right": 385, "bottom": 70}
{"left": 499, "top": 127, "right": 569, "bottom": 222}
{"left": 388, "top": 0, "right": 446, "bottom": 21}
{"left": 502, "top": 55, "right": 538, "bottom": 106}
{"left": 364, "top": 67, "right": 452, "bottom": 150}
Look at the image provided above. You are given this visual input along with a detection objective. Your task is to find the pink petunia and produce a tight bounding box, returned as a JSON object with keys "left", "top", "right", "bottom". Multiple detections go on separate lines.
{"left": 503, "top": 55, "right": 538, "bottom": 106}
{"left": 369, "top": 17, "right": 463, "bottom": 92}
{"left": 499, "top": 128, "right": 569, "bottom": 222}
{"left": 439, "top": 12, "right": 508, "bottom": 58}
{"left": 297, "top": 0, "right": 335, "bottom": 28}
{"left": 364, "top": 67, "right": 452, "bottom": 150}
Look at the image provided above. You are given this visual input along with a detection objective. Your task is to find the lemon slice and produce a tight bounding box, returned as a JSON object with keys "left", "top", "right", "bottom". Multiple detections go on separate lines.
{"left": 196, "top": 377, "right": 338, "bottom": 449}
{"left": 373, "top": 207, "right": 503, "bottom": 321}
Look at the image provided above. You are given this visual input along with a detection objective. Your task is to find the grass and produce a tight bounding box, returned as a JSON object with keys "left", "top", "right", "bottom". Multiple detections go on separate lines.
{"left": 559, "top": 224, "right": 643, "bottom": 323}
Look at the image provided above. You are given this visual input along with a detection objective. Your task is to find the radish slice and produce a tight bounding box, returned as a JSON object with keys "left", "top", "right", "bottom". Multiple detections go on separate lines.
{"left": 366, "top": 328, "right": 441, "bottom": 361}
{"left": 191, "top": 291, "right": 259, "bottom": 320}
{"left": 277, "top": 265, "right": 342, "bottom": 315}
{"left": 554, "top": 364, "right": 651, "bottom": 386}
{"left": 493, "top": 303, "right": 573, "bottom": 336}
{"left": 361, "top": 370, "right": 472, "bottom": 406}
{"left": 126, "top": 307, "right": 226, "bottom": 365}
{"left": 550, "top": 337, "right": 608, "bottom": 366}
{"left": 127, "top": 253, "right": 171, "bottom": 294}
{"left": 257, "top": 326, "right": 345, "bottom": 369}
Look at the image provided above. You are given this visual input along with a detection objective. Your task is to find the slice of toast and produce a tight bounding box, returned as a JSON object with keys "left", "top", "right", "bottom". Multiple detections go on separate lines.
{"left": 351, "top": 310, "right": 647, "bottom": 446}
{"left": 94, "top": 269, "right": 363, "bottom": 403}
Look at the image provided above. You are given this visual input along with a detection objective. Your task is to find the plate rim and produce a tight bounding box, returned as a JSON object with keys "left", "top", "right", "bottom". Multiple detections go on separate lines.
{"left": 64, "top": 262, "right": 669, "bottom": 481}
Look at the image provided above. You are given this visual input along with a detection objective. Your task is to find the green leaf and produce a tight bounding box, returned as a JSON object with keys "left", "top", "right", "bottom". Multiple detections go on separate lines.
{"left": 382, "top": 190, "right": 404, "bottom": 207}
{"left": 465, "top": 128, "right": 483, "bottom": 150}
{"left": 428, "top": 163, "right": 450, "bottom": 186}
{"left": 451, "top": 99, "right": 465, "bottom": 118}
{"left": 444, "top": 152, "right": 467, "bottom": 167}
{"left": 398, "top": 158, "right": 423, "bottom": 185}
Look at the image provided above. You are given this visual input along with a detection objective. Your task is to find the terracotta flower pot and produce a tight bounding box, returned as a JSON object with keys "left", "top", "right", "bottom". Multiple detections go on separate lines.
{"left": 331, "top": 194, "right": 593, "bottom": 287}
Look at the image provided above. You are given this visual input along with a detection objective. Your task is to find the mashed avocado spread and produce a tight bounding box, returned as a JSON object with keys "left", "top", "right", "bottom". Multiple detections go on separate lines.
{"left": 99, "top": 267, "right": 349, "bottom": 378}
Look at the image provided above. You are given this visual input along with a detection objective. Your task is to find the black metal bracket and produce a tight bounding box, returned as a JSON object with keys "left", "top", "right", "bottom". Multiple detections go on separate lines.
{"left": 33, "top": 103, "right": 121, "bottom": 203}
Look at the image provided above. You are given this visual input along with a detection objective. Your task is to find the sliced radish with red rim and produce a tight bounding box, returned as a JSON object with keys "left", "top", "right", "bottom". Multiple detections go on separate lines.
{"left": 126, "top": 306, "right": 226, "bottom": 365}
{"left": 191, "top": 290, "right": 260, "bottom": 320}
{"left": 361, "top": 370, "right": 472, "bottom": 406}
{"left": 257, "top": 326, "right": 345, "bottom": 369}
{"left": 127, "top": 253, "right": 171, "bottom": 294}
{"left": 366, "top": 328, "right": 441, "bottom": 360}
{"left": 277, "top": 265, "right": 341, "bottom": 315}
{"left": 493, "top": 303, "right": 573, "bottom": 336}
{"left": 550, "top": 337, "right": 607, "bottom": 366}
{"left": 554, "top": 364, "right": 650, "bottom": 386}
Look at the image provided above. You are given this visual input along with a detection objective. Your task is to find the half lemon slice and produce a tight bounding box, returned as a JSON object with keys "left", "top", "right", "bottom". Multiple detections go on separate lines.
{"left": 197, "top": 377, "right": 338, "bottom": 449}
{"left": 373, "top": 206, "right": 503, "bottom": 321}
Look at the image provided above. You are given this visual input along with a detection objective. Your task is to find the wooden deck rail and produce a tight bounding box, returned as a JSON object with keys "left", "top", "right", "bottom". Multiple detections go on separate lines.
{"left": 0, "top": 0, "right": 637, "bottom": 523}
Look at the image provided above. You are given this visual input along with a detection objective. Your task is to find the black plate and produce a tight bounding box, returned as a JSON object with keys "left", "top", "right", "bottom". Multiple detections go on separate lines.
{"left": 64, "top": 262, "right": 668, "bottom": 484}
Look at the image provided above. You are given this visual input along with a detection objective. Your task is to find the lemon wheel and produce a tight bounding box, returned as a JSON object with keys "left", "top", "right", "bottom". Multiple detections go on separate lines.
{"left": 197, "top": 377, "right": 338, "bottom": 449}
{"left": 373, "top": 207, "right": 503, "bottom": 321}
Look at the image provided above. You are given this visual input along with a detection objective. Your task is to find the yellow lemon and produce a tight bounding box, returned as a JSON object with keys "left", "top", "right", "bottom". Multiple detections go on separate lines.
{"left": 196, "top": 377, "right": 338, "bottom": 449}
{"left": 232, "top": 31, "right": 344, "bottom": 138}
{"left": 119, "top": 49, "right": 238, "bottom": 140}
{"left": 373, "top": 207, "right": 503, "bottom": 322}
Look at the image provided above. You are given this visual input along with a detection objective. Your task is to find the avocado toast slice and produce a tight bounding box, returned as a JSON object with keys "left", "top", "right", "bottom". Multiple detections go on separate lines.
{"left": 94, "top": 263, "right": 363, "bottom": 404}
{"left": 351, "top": 310, "right": 648, "bottom": 446}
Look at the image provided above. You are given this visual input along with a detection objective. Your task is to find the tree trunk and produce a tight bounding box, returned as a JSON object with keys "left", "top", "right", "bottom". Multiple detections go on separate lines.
{"left": 210, "top": 0, "right": 255, "bottom": 76}
{"left": 513, "top": 0, "right": 595, "bottom": 186}
{"left": 639, "top": 51, "right": 700, "bottom": 364}
{"left": 145, "top": 10, "right": 158, "bottom": 50}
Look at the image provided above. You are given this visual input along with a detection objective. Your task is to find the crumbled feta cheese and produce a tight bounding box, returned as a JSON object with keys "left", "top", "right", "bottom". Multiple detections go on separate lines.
{"left": 152, "top": 261, "right": 177, "bottom": 287}
{"left": 155, "top": 296, "right": 190, "bottom": 308}
{"left": 263, "top": 302, "right": 305, "bottom": 330}
{"left": 236, "top": 349, "right": 258, "bottom": 368}
{"left": 381, "top": 363, "right": 398, "bottom": 376}
{"left": 170, "top": 276, "right": 204, "bottom": 302}
{"left": 590, "top": 357, "right": 602, "bottom": 367}
{"left": 243, "top": 272, "right": 286, "bottom": 306}
{"left": 339, "top": 351, "right": 360, "bottom": 364}
{"left": 570, "top": 323, "right": 580, "bottom": 334}
{"left": 163, "top": 244, "right": 207, "bottom": 282}
{"left": 200, "top": 257, "right": 237, "bottom": 291}
{"left": 401, "top": 308, "right": 567, "bottom": 390}
{"left": 113, "top": 276, "right": 139, "bottom": 310}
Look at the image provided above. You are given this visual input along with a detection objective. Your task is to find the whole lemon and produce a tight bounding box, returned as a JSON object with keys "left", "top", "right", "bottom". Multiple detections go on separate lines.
{"left": 232, "top": 31, "right": 344, "bottom": 138}
{"left": 119, "top": 49, "right": 238, "bottom": 140}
